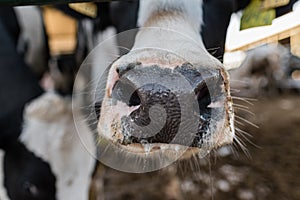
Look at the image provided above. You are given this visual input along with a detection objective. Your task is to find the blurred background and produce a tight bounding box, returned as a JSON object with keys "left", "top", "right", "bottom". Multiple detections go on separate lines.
{"left": 0, "top": 0, "right": 300, "bottom": 200}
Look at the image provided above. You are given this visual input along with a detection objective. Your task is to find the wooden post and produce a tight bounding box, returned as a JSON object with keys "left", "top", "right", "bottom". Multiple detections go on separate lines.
{"left": 291, "top": 32, "right": 300, "bottom": 57}
{"left": 43, "top": 6, "right": 77, "bottom": 56}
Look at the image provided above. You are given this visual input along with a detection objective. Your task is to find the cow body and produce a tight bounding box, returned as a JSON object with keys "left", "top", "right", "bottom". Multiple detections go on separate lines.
{"left": 20, "top": 92, "right": 96, "bottom": 200}
{"left": 0, "top": 92, "right": 96, "bottom": 200}
{"left": 0, "top": 8, "right": 95, "bottom": 200}
{"left": 0, "top": 8, "right": 55, "bottom": 200}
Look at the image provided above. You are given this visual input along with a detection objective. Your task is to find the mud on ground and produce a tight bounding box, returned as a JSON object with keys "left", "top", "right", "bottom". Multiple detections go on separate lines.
{"left": 92, "top": 94, "right": 300, "bottom": 200}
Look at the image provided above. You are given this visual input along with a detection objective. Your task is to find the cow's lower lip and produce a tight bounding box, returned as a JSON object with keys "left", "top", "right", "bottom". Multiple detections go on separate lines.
{"left": 117, "top": 142, "right": 205, "bottom": 158}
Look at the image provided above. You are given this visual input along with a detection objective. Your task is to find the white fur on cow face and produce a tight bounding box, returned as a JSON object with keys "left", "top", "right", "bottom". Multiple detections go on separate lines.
{"left": 114, "top": 0, "right": 215, "bottom": 69}
{"left": 138, "top": 0, "right": 203, "bottom": 32}
{"left": 20, "top": 92, "right": 96, "bottom": 200}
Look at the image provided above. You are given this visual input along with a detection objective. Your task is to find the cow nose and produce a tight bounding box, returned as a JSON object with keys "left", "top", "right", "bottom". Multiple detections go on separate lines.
{"left": 122, "top": 82, "right": 182, "bottom": 144}
{"left": 111, "top": 63, "right": 218, "bottom": 146}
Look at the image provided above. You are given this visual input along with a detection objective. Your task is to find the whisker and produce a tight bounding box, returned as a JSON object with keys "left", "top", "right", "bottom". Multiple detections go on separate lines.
{"left": 86, "top": 120, "right": 99, "bottom": 126}
{"left": 232, "top": 96, "right": 254, "bottom": 105}
{"left": 115, "top": 45, "right": 131, "bottom": 51}
{"left": 175, "top": 160, "right": 184, "bottom": 175}
{"left": 216, "top": 55, "right": 223, "bottom": 60}
{"left": 207, "top": 47, "right": 220, "bottom": 51}
{"left": 229, "top": 79, "right": 249, "bottom": 84}
{"left": 235, "top": 127, "right": 252, "bottom": 138}
{"left": 235, "top": 115, "right": 259, "bottom": 129}
{"left": 230, "top": 88, "right": 241, "bottom": 93}
{"left": 229, "top": 145, "right": 239, "bottom": 159}
{"left": 103, "top": 53, "right": 120, "bottom": 58}
{"left": 210, "top": 149, "right": 218, "bottom": 165}
{"left": 232, "top": 103, "right": 249, "bottom": 109}
{"left": 235, "top": 134, "right": 247, "bottom": 147}
{"left": 234, "top": 107, "right": 255, "bottom": 116}
{"left": 238, "top": 134, "right": 260, "bottom": 149}
{"left": 237, "top": 97, "right": 257, "bottom": 102}
{"left": 234, "top": 136, "right": 251, "bottom": 159}
{"left": 234, "top": 120, "right": 245, "bottom": 126}
{"left": 208, "top": 154, "right": 214, "bottom": 200}
{"left": 236, "top": 128, "right": 261, "bottom": 149}
{"left": 192, "top": 153, "right": 201, "bottom": 171}
{"left": 189, "top": 156, "right": 195, "bottom": 170}
{"left": 235, "top": 129, "right": 253, "bottom": 144}
{"left": 232, "top": 95, "right": 257, "bottom": 102}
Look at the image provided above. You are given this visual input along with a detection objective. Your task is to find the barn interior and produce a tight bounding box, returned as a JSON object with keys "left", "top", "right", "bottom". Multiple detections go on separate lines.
{"left": 0, "top": 1, "right": 299, "bottom": 200}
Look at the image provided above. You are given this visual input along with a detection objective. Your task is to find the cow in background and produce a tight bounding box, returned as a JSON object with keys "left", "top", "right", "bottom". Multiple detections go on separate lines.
{"left": 0, "top": 7, "right": 54, "bottom": 200}
{"left": 0, "top": 7, "right": 96, "bottom": 200}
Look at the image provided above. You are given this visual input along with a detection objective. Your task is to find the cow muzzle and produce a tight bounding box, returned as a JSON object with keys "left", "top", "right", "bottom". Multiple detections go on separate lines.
{"left": 97, "top": 55, "right": 234, "bottom": 162}
{"left": 73, "top": 38, "right": 235, "bottom": 172}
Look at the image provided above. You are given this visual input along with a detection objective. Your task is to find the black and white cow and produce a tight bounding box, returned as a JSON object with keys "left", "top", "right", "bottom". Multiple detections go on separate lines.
{"left": 0, "top": 7, "right": 53, "bottom": 200}
{"left": 1, "top": 0, "right": 255, "bottom": 198}
{"left": 91, "top": 0, "right": 235, "bottom": 165}
{"left": 0, "top": 7, "right": 96, "bottom": 200}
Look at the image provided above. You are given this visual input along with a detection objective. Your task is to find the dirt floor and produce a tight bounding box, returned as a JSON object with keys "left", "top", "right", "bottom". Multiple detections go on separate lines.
{"left": 92, "top": 93, "right": 300, "bottom": 200}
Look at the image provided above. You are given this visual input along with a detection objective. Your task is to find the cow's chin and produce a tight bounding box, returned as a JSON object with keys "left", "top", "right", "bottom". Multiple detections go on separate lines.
{"left": 105, "top": 141, "right": 203, "bottom": 160}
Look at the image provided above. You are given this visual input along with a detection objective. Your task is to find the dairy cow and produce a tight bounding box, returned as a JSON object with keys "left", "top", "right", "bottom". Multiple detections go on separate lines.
{"left": 0, "top": 7, "right": 95, "bottom": 200}
{"left": 92, "top": 0, "right": 251, "bottom": 169}
{"left": 0, "top": 7, "right": 54, "bottom": 200}
{"left": 0, "top": 0, "right": 256, "bottom": 198}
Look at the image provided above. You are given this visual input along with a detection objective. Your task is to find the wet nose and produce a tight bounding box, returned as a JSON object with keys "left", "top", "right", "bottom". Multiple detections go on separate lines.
{"left": 117, "top": 81, "right": 182, "bottom": 144}
{"left": 111, "top": 63, "right": 221, "bottom": 146}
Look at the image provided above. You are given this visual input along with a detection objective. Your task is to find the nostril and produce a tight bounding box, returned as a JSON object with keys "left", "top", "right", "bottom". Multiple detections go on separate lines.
{"left": 129, "top": 90, "right": 141, "bottom": 106}
{"left": 111, "top": 80, "right": 141, "bottom": 107}
{"left": 95, "top": 101, "right": 102, "bottom": 120}
{"left": 122, "top": 83, "right": 182, "bottom": 145}
{"left": 195, "top": 82, "right": 211, "bottom": 114}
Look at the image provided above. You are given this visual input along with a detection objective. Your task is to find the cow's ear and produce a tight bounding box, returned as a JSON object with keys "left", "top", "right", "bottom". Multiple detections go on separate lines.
{"left": 233, "top": 0, "right": 251, "bottom": 12}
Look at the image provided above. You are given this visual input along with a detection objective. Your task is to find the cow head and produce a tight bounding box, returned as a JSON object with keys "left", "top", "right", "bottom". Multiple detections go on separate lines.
{"left": 77, "top": 0, "right": 235, "bottom": 172}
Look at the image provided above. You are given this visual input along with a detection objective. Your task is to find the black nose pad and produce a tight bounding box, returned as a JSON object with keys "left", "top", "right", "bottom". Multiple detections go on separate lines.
{"left": 125, "top": 83, "right": 182, "bottom": 144}
{"left": 111, "top": 75, "right": 181, "bottom": 143}
{"left": 111, "top": 64, "right": 223, "bottom": 146}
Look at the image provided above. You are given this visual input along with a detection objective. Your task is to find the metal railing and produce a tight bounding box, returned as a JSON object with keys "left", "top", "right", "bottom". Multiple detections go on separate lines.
{"left": 0, "top": 0, "right": 112, "bottom": 6}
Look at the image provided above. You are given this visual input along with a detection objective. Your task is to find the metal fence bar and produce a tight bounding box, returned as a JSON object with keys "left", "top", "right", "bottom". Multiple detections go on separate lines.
{"left": 0, "top": 0, "right": 113, "bottom": 6}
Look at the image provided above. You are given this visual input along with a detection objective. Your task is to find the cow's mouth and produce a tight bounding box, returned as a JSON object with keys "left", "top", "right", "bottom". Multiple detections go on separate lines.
{"left": 96, "top": 60, "right": 234, "bottom": 159}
